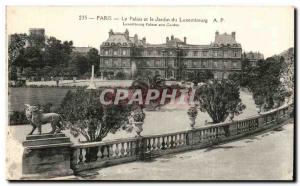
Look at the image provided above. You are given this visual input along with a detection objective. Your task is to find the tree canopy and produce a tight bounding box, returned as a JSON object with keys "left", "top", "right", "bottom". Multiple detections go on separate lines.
{"left": 196, "top": 79, "right": 246, "bottom": 123}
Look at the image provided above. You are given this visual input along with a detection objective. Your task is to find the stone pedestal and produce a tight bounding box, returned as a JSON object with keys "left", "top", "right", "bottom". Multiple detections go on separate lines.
{"left": 22, "top": 133, "right": 73, "bottom": 179}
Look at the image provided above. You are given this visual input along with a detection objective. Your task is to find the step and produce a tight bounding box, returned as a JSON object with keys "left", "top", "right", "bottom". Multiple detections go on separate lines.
{"left": 23, "top": 136, "right": 70, "bottom": 147}
{"left": 26, "top": 133, "right": 65, "bottom": 140}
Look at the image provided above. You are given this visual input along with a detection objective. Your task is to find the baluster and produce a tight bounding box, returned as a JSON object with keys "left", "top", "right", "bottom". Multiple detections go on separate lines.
{"left": 162, "top": 136, "right": 166, "bottom": 150}
{"left": 157, "top": 137, "right": 161, "bottom": 150}
{"left": 166, "top": 136, "right": 170, "bottom": 148}
{"left": 109, "top": 145, "right": 114, "bottom": 159}
{"left": 174, "top": 134, "right": 178, "bottom": 147}
{"left": 115, "top": 144, "right": 120, "bottom": 158}
{"left": 82, "top": 148, "right": 86, "bottom": 162}
{"left": 130, "top": 141, "right": 135, "bottom": 155}
{"left": 78, "top": 148, "right": 83, "bottom": 164}
{"left": 147, "top": 138, "right": 152, "bottom": 151}
{"left": 97, "top": 146, "right": 102, "bottom": 161}
{"left": 208, "top": 129, "right": 211, "bottom": 140}
{"left": 152, "top": 138, "right": 156, "bottom": 150}
{"left": 178, "top": 133, "right": 183, "bottom": 146}
{"left": 126, "top": 142, "right": 130, "bottom": 156}
{"left": 103, "top": 146, "right": 109, "bottom": 159}
{"left": 182, "top": 133, "right": 186, "bottom": 145}
{"left": 120, "top": 142, "right": 125, "bottom": 157}
{"left": 170, "top": 135, "right": 174, "bottom": 148}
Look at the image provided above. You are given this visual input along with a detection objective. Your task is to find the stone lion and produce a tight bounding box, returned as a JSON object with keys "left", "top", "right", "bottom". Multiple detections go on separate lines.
{"left": 24, "top": 104, "right": 64, "bottom": 135}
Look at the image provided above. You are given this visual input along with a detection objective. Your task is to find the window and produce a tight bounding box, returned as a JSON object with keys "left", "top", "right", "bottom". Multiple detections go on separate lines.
{"left": 193, "top": 61, "right": 198, "bottom": 66}
{"left": 202, "top": 61, "right": 207, "bottom": 68}
{"left": 155, "top": 60, "right": 160, "bottom": 67}
{"left": 104, "top": 59, "right": 109, "bottom": 66}
{"left": 122, "top": 59, "right": 127, "bottom": 67}
{"left": 223, "top": 61, "right": 228, "bottom": 68}
{"left": 232, "top": 62, "right": 237, "bottom": 68}
{"left": 148, "top": 50, "right": 152, "bottom": 56}
{"left": 184, "top": 61, "right": 188, "bottom": 67}
{"left": 148, "top": 60, "right": 154, "bottom": 67}
{"left": 234, "top": 52, "right": 238, "bottom": 57}
{"left": 113, "top": 50, "right": 118, "bottom": 55}
{"left": 214, "top": 51, "right": 218, "bottom": 57}
{"left": 213, "top": 61, "right": 218, "bottom": 68}
{"left": 224, "top": 51, "right": 228, "bottom": 58}
{"left": 203, "top": 51, "right": 208, "bottom": 57}
{"left": 193, "top": 51, "right": 198, "bottom": 56}
{"left": 157, "top": 50, "right": 161, "bottom": 56}
{"left": 104, "top": 50, "right": 109, "bottom": 55}
{"left": 113, "top": 59, "right": 119, "bottom": 67}
{"left": 169, "top": 51, "right": 173, "bottom": 55}
{"left": 122, "top": 49, "right": 127, "bottom": 56}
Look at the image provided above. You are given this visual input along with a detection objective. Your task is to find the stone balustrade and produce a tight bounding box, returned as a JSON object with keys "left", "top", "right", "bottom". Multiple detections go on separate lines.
{"left": 69, "top": 103, "right": 293, "bottom": 174}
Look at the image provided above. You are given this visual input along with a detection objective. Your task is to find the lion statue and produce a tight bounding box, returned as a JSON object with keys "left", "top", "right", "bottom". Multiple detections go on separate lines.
{"left": 25, "top": 104, "right": 64, "bottom": 135}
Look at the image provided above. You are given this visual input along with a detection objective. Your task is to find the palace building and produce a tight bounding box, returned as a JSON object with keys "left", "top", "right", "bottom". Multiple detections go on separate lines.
{"left": 99, "top": 29, "right": 242, "bottom": 80}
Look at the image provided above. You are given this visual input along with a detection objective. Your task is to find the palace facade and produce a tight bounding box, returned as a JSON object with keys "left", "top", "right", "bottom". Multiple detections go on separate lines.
{"left": 99, "top": 29, "right": 242, "bottom": 80}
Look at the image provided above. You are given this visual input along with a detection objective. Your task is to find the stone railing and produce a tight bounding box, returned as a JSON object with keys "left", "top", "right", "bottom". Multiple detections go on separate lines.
{"left": 70, "top": 103, "right": 294, "bottom": 174}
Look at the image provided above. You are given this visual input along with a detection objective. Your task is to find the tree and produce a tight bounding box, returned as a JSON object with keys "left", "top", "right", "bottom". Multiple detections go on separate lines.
{"left": 87, "top": 48, "right": 100, "bottom": 70}
{"left": 8, "top": 33, "right": 27, "bottom": 66}
{"left": 69, "top": 54, "right": 89, "bottom": 76}
{"left": 59, "top": 89, "right": 133, "bottom": 161}
{"left": 8, "top": 33, "right": 27, "bottom": 80}
{"left": 196, "top": 79, "right": 246, "bottom": 123}
{"left": 44, "top": 37, "right": 73, "bottom": 67}
{"left": 194, "top": 70, "right": 214, "bottom": 84}
{"left": 115, "top": 71, "right": 126, "bottom": 79}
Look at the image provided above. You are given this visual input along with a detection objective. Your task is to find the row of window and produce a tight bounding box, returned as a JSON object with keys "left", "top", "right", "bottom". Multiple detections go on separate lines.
{"left": 103, "top": 49, "right": 129, "bottom": 56}
{"left": 101, "top": 48, "right": 241, "bottom": 58}
{"left": 183, "top": 60, "right": 239, "bottom": 68}
{"left": 101, "top": 59, "right": 240, "bottom": 69}
{"left": 102, "top": 59, "right": 131, "bottom": 67}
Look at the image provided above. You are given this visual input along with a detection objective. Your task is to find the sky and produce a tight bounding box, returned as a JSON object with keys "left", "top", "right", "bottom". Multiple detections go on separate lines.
{"left": 6, "top": 6, "right": 294, "bottom": 57}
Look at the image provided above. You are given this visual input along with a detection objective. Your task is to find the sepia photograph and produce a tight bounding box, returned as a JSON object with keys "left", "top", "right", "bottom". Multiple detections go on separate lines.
{"left": 5, "top": 6, "right": 295, "bottom": 181}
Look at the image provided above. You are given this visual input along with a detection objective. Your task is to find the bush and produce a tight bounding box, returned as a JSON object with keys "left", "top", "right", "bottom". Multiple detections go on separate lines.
{"left": 9, "top": 111, "right": 28, "bottom": 125}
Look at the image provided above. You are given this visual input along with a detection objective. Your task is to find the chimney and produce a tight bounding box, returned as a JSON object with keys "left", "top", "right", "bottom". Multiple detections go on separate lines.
{"left": 109, "top": 29, "right": 113, "bottom": 37}
{"left": 166, "top": 37, "right": 169, "bottom": 43}
{"left": 171, "top": 35, "right": 174, "bottom": 40}
{"left": 232, "top": 32, "right": 236, "bottom": 39}
{"left": 215, "top": 31, "right": 219, "bottom": 36}
{"left": 142, "top": 37, "right": 146, "bottom": 44}
{"left": 125, "top": 29, "right": 129, "bottom": 39}
{"left": 184, "top": 37, "right": 187, "bottom": 44}
{"left": 134, "top": 34, "right": 138, "bottom": 44}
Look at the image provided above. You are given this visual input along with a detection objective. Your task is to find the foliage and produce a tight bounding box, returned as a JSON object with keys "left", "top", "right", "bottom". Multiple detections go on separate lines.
{"left": 115, "top": 71, "right": 127, "bottom": 80}
{"left": 86, "top": 48, "right": 100, "bottom": 70}
{"left": 9, "top": 111, "right": 28, "bottom": 125}
{"left": 196, "top": 79, "right": 246, "bottom": 123}
{"left": 58, "top": 89, "right": 133, "bottom": 142}
{"left": 193, "top": 70, "right": 214, "bottom": 84}
{"left": 131, "top": 109, "right": 146, "bottom": 122}
{"left": 232, "top": 53, "right": 293, "bottom": 111}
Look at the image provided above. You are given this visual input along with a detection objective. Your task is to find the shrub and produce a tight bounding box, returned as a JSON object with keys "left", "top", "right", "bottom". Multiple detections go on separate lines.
{"left": 9, "top": 111, "right": 28, "bottom": 125}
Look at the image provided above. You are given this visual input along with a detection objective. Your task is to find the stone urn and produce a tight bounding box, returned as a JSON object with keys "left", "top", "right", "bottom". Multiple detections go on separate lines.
{"left": 130, "top": 108, "right": 146, "bottom": 137}
{"left": 133, "top": 121, "right": 144, "bottom": 137}
{"left": 256, "top": 105, "right": 262, "bottom": 114}
{"left": 229, "top": 113, "right": 234, "bottom": 121}
{"left": 187, "top": 106, "right": 198, "bottom": 129}
{"left": 189, "top": 117, "right": 196, "bottom": 129}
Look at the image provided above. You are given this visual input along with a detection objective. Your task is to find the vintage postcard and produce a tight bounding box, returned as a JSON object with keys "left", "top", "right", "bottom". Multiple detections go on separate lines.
{"left": 6, "top": 6, "right": 295, "bottom": 180}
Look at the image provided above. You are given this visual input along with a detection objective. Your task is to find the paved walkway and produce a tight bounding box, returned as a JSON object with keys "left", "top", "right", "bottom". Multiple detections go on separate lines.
{"left": 79, "top": 122, "right": 294, "bottom": 180}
